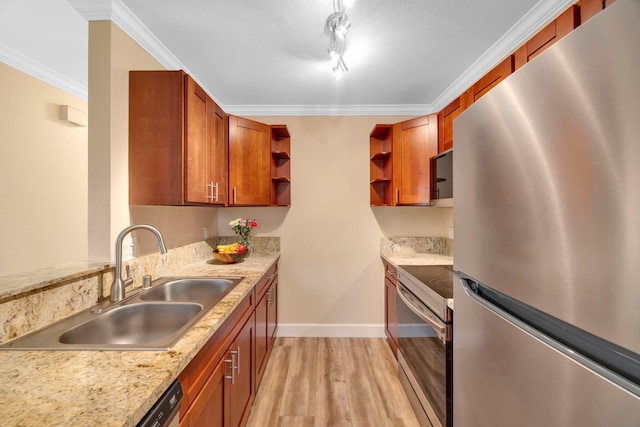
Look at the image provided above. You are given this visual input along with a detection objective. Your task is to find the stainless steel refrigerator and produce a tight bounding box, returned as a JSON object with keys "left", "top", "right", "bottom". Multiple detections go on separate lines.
{"left": 453, "top": 0, "right": 640, "bottom": 425}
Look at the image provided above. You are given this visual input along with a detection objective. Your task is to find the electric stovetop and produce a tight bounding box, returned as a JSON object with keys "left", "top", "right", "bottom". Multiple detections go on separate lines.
{"left": 397, "top": 264, "right": 454, "bottom": 322}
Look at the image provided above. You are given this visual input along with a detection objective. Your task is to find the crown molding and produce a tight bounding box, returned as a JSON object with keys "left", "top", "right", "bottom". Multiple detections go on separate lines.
{"left": 68, "top": 0, "right": 183, "bottom": 71}
{"left": 65, "top": 0, "right": 577, "bottom": 116}
{"left": 431, "top": 0, "right": 577, "bottom": 112}
{"left": 0, "top": 42, "right": 87, "bottom": 100}
{"left": 224, "top": 103, "right": 434, "bottom": 117}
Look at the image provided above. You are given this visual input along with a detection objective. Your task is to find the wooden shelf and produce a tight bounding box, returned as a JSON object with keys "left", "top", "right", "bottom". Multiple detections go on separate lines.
{"left": 271, "top": 125, "right": 290, "bottom": 140}
{"left": 370, "top": 124, "right": 392, "bottom": 140}
{"left": 272, "top": 177, "right": 290, "bottom": 182}
{"left": 272, "top": 151, "right": 290, "bottom": 160}
{"left": 370, "top": 152, "right": 391, "bottom": 161}
{"left": 371, "top": 178, "right": 392, "bottom": 184}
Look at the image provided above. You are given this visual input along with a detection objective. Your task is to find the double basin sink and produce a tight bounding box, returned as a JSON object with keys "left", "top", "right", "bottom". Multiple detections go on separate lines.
{"left": 0, "top": 276, "right": 244, "bottom": 351}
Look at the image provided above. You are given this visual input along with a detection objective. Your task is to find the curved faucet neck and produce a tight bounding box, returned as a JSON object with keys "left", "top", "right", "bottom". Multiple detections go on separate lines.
{"left": 111, "top": 224, "right": 167, "bottom": 303}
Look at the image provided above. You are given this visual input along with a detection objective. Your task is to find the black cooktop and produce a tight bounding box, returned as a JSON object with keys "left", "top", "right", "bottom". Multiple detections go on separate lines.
{"left": 399, "top": 265, "right": 454, "bottom": 299}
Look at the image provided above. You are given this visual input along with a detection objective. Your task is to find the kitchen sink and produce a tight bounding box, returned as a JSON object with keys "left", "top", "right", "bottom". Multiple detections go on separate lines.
{"left": 58, "top": 302, "right": 203, "bottom": 345}
{"left": 140, "top": 277, "right": 238, "bottom": 302}
{"left": 0, "top": 276, "right": 244, "bottom": 351}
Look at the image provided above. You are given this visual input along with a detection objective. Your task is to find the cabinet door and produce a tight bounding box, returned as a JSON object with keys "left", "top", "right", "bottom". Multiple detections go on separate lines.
{"left": 254, "top": 292, "right": 269, "bottom": 387}
{"left": 438, "top": 97, "right": 463, "bottom": 153}
{"left": 182, "top": 357, "right": 225, "bottom": 427}
{"left": 464, "top": 56, "right": 514, "bottom": 106}
{"left": 513, "top": 5, "right": 579, "bottom": 70}
{"left": 208, "top": 100, "right": 227, "bottom": 205}
{"left": 228, "top": 116, "right": 270, "bottom": 206}
{"left": 184, "top": 76, "right": 209, "bottom": 204}
{"left": 226, "top": 316, "right": 254, "bottom": 427}
{"left": 267, "top": 279, "right": 277, "bottom": 342}
{"left": 385, "top": 276, "right": 398, "bottom": 356}
{"left": 392, "top": 115, "right": 438, "bottom": 205}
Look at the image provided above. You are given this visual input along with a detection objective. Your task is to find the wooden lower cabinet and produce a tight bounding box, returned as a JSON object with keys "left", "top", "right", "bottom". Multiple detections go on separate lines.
{"left": 181, "top": 315, "right": 253, "bottom": 427}
{"left": 383, "top": 261, "right": 399, "bottom": 357}
{"left": 255, "top": 275, "right": 278, "bottom": 388}
{"left": 183, "top": 358, "right": 226, "bottom": 427}
{"left": 179, "top": 263, "right": 278, "bottom": 427}
{"left": 226, "top": 317, "right": 254, "bottom": 427}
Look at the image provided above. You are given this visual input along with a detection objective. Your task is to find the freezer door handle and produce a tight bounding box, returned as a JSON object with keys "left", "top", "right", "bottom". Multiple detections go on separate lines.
{"left": 456, "top": 274, "right": 640, "bottom": 398}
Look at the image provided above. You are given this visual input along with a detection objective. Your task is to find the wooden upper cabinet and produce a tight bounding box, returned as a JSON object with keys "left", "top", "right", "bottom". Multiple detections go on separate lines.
{"left": 438, "top": 97, "right": 463, "bottom": 153}
{"left": 463, "top": 56, "right": 515, "bottom": 107}
{"left": 228, "top": 115, "right": 271, "bottom": 206}
{"left": 129, "top": 71, "right": 227, "bottom": 205}
{"left": 514, "top": 5, "right": 579, "bottom": 70}
{"left": 579, "top": 0, "right": 616, "bottom": 24}
{"left": 392, "top": 114, "right": 438, "bottom": 205}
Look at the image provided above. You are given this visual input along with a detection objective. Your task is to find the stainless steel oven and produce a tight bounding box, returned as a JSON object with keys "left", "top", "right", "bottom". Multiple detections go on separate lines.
{"left": 397, "top": 265, "right": 453, "bottom": 427}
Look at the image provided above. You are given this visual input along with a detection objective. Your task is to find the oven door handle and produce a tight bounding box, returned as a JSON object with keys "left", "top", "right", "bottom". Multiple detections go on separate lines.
{"left": 397, "top": 283, "right": 446, "bottom": 338}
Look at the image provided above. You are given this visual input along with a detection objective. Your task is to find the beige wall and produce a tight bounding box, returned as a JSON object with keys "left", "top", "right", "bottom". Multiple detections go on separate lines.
{"left": 89, "top": 22, "right": 218, "bottom": 260}
{"left": 3, "top": 24, "right": 454, "bottom": 334}
{"left": 218, "top": 116, "right": 454, "bottom": 336}
{"left": 0, "top": 62, "right": 88, "bottom": 276}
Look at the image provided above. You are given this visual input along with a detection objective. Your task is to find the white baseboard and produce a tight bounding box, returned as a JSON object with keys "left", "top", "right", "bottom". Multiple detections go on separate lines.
{"left": 276, "top": 323, "right": 386, "bottom": 338}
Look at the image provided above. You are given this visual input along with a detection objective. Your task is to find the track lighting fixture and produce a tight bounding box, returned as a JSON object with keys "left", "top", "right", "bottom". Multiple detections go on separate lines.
{"left": 325, "top": 0, "right": 353, "bottom": 79}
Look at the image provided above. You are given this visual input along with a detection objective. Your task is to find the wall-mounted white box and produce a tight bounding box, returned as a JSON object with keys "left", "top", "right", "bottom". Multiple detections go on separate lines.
{"left": 60, "top": 105, "right": 87, "bottom": 127}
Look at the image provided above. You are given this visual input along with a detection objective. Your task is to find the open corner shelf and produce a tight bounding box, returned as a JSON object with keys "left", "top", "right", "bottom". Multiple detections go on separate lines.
{"left": 271, "top": 125, "right": 291, "bottom": 206}
{"left": 369, "top": 124, "right": 394, "bottom": 206}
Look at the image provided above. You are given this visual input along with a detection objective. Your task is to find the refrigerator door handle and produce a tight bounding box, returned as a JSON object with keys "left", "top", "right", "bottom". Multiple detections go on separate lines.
{"left": 397, "top": 283, "right": 446, "bottom": 338}
{"left": 457, "top": 275, "right": 640, "bottom": 398}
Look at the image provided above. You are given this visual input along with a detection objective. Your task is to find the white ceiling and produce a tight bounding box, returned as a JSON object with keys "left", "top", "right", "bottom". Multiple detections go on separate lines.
{"left": 0, "top": 0, "right": 574, "bottom": 115}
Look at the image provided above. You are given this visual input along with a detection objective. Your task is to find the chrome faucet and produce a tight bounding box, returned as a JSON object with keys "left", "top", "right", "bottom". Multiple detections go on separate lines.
{"left": 111, "top": 224, "right": 167, "bottom": 303}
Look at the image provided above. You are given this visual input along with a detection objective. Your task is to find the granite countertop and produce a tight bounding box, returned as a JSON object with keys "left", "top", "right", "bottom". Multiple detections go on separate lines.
{"left": 0, "top": 252, "right": 279, "bottom": 427}
{"left": 381, "top": 252, "right": 454, "bottom": 267}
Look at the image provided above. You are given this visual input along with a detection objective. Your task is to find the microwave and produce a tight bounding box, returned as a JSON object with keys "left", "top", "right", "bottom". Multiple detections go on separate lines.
{"left": 430, "top": 149, "right": 453, "bottom": 207}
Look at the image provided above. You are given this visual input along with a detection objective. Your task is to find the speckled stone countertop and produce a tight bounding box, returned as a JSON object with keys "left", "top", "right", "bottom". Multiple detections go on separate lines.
{"left": 0, "top": 252, "right": 279, "bottom": 427}
{"left": 381, "top": 248, "right": 454, "bottom": 310}
{"left": 380, "top": 252, "right": 454, "bottom": 267}
{"left": 0, "top": 261, "right": 110, "bottom": 300}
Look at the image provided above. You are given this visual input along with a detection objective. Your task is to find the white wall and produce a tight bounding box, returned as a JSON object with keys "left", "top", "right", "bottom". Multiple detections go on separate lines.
{"left": 0, "top": 62, "right": 88, "bottom": 276}
{"left": 218, "top": 116, "right": 454, "bottom": 336}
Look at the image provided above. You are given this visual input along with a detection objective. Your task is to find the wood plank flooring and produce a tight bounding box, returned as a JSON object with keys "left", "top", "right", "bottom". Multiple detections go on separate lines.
{"left": 246, "top": 338, "right": 421, "bottom": 427}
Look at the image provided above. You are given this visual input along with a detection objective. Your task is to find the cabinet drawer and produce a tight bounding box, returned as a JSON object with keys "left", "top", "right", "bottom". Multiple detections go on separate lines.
{"left": 255, "top": 263, "right": 277, "bottom": 300}
{"left": 384, "top": 262, "right": 398, "bottom": 284}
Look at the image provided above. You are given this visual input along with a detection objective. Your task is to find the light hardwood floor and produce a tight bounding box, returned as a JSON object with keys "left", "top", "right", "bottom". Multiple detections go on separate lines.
{"left": 246, "top": 337, "right": 421, "bottom": 427}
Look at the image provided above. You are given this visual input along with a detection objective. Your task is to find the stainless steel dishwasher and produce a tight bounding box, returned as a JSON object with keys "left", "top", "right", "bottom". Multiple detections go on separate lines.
{"left": 137, "top": 379, "right": 183, "bottom": 427}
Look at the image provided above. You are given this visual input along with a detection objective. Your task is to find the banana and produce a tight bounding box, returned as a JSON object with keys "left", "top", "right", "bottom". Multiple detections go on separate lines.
{"left": 217, "top": 243, "right": 240, "bottom": 253}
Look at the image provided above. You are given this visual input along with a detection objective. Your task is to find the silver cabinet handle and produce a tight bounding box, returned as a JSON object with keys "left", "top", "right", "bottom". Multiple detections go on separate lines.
{"left": 206, "top": 182, "right": 214, "bottom": 201}
{"left": 235, "top": 346, "right": 241, "bottom": 375}
{"left": 224, "top": 355, "right": 235, "bottom": 384}
{"left": 213, "top": 182, "right": 219, "bottom": 202}
{"left": 395, "top": 187, "right": 399, "bottom": 204}
{"left": 233, "top": 186, "right": 237, "bottom": 204}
